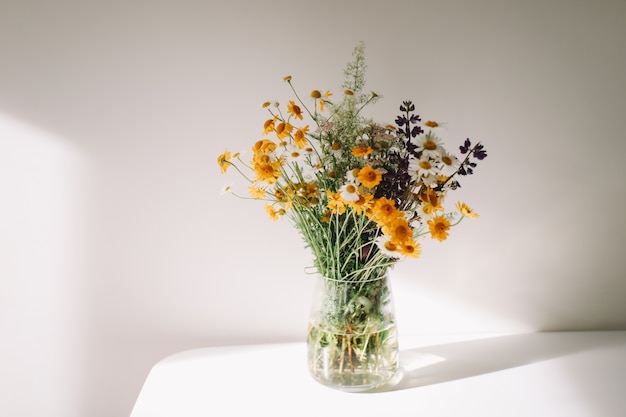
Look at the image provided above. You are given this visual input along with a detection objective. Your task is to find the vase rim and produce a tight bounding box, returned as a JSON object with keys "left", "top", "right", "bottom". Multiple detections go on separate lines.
{"left": 315, "top": 271, "right": 389, "bottom": 283}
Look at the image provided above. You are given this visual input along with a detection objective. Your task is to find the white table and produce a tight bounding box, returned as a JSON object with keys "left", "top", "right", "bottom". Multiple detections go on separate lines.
{"left": 130, "top": 331, "right": 626, "bottom": 417}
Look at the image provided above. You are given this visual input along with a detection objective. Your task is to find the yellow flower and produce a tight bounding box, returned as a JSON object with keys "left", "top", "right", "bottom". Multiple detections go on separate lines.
{"left": 370, "top": 197, "right": 400, "bottom": 225}
{"left": 263, "top": 118, "right": 276, "bottom": 135}
{"left": 344, "top": 89, "right": 354, "bottom": 95}
{"left": 262, "top": 101, "right": 271, "bottom": 108}
{"left": 319, "top": 91, "right": 331, "bottom": 112}
{"left": 252, "top": 144, "right": 283, "bottom": 184}
{"left": 326, "top": 191, "right": 346, "bottom": 215}
{"left": 248, "top": 186, "right": 266, "bottom": 199}
{"left": 287, "top": 101, "right": 303, "bottom": 120}
{"left": 265, "top": 204, "right": 284, "bottom": 221}
{"left": 294, "top": 126, "right": 309, "bottom": 148}
{"left": 357, "top": 166, "right": 382, "bottom": 188}
{"left": 310, "top": 90, "right": 321, "bottom": 99}
{"left": 347, "top": 192, "right": 373, "bottom": 215}
{"left": 217, "top": 151, "right": 231, "bottom": 173}
{"left": 457, "top": 201, "right": 479, "bottom": 219}
{"left": 424, "top": 120, "right": 439, "bottom": 128}
{"left": 419, "top": 203, "right": 438, "bottom": 218}
{"left": 382, "top": 239, "right": 400, "bottom": 257}
{"left": 275, "top": 122, "right": 293, "bottom": 139}
{"left": 253, "top": 139, "right": 276, "bottom": 154}
{"left": 418, "top": 187, "right": 444, "bottom": 210}
{"left": 283, "top": 75, "right": 292, "bottom": 81}
{"left": 399, "top": 241, "right": 421, "bottom": 258}
{"left": 383, "top": 217, "right": 412, "bottom": 245}
{"left": 254, "top": 162, "right": 281, "bottom": 184}
{"left": 428, "top": 215, "right": 451, "bottom": 242}
{"left": 351, "top": 146, "right": 373, "bottom": 157}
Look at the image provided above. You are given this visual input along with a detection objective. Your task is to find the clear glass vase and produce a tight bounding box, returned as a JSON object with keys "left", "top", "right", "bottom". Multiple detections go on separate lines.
{"left": 307, "top": 271, "right": 398, "bottom": 392}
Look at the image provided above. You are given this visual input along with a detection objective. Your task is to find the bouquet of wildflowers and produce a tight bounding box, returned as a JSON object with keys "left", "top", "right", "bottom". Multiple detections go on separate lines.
{"left": 217, "top": 42, "right": 487, "bottom": 282}
{"left": 218, "top": 42, "right": 487, "bottom": 390}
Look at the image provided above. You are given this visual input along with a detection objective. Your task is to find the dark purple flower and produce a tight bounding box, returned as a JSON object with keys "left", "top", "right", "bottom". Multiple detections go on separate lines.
{"left": 473, "top": 143, "right": 488, "bottom": 160}
{"left": 460, "top": 138, "right": 471, "bottom": 154}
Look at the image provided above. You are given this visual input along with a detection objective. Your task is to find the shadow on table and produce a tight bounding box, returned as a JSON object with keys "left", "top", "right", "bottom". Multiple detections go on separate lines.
{"left": 370, "top": 331, "right": 623, "bottom": 392}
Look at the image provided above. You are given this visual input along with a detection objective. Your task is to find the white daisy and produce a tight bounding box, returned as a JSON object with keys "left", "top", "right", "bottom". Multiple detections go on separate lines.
{"left": 436, "top": 149, "right": 460, "bottom": 175}
{"left": 375, "top": 235, "right": 402, "bottom": 259}
{"left": 345, "top": 168, "right": 361, "bottom": 184}
{"left": 339, "top": 182, "right": 360, "bottom": 202}
{"left": 420, "top": 173, "right": 439, "bottom": 187}
{"left": 220, "top": 184, "right": 233, "bottom": 195}
{"left": 408, "top": 156, "right": 438, "bottom": 180}
{"left": 421, "top": 119, "right": 448, "bottom": 133}
{"left": 282, "top": 144, "right": 306, "bottom": 165}
{"left": 415, "top": 131, "right": 443, "bottom": 158}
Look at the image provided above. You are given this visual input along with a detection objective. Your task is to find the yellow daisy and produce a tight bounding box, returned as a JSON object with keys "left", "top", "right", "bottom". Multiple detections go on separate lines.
{"left": 275, "top": 122, "right": 294, "bottom": 140}
{"left": 399, "top": 241, "right": 421, "bottom": 258}
{"left": 265, "top": 204, "right": 279, "bottom": 221}
{"left": 248, "top": 185, "right": 266, "bottom": 199}
{"left": 287, "top": 101, "right": 303, "bottom": 120}
{"left": 370, "top": 197, "right": 400, "bottom": 226}
{"left": 263, "top": 118, "right": 276, "bottom": 135}
{"left": 294, "top": 126, "right": 309, "bottom": 148}
{"left": 326, "top": 191, "right": 346, "bottom": 215}
{"left": 217, "top": 151, "right": 231, "bottom": 174}
{"left": 347, "top": 193, "right": 373, "bottom": 215}
{"left": 456, "top": 201, "right": 479, "bottom": 219}
{"left": 383, "top": 217, "right": 412, "bottom": 245}
{"left": 357, "top": 166, "right": 382, "bottom": 188}
{"left": 428, "top": 215, "right": 451, "bottom": 242}
{"left": 351, "top": 146, "right": 373, "bottom": 157}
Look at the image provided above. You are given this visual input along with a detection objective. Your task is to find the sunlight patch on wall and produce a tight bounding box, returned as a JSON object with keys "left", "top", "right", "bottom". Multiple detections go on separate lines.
{"left": 392, "top": 270, "right": 535, "bottom": 335}
{"left": 0, "top": 113, "right": 88, "bottom": 417}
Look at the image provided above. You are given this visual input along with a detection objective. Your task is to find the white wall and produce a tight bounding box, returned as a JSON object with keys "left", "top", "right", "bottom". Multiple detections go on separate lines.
{"left": 1, "top": 1, "right": 625, "bottom": 416}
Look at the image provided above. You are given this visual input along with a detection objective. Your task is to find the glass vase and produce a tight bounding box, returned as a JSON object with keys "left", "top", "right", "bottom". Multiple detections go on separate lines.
{"left": 306, "top": 271, "right": 398, "bottom": 392}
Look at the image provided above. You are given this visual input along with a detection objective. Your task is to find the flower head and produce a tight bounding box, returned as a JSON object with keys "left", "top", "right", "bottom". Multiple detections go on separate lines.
{"left": 456, "top": 201, "right": 479, "bottom": 219}
{"left": 287, "top": 101, "right": 303, "bottom": 120}
{"left": 326, "top": 190, "right": 346, "bottom": 214}
{"left": 399, "top": 241, "right": 421, "bottom": 258}
{"left": 352, "top": 146, "right": 373, "bottom": 157}
{"left": 263, "top": 118, "right": 276, "bottom": 135}
{"left": 383, "top": 216, "right": 412, "bottom": 245}
{"left": 339, "top": 182, "right": 360, "bottom": 202}
{"left": 376, "top": 235, "right": 402, "bottom": 259}
{"left": 220, "top": 184, "right": 232, "bottom": 195}
{"left": 275, "top": 122, "right": 293, "bottom": 140}
{"left": 248, "top": 185, "right": 266, "bottom": 199}
{"left": 428, "top": 215, "right": 451, "bottom": 242}
{"left": 357, "top": 166, "right": 382, "bottom": 188}
{"left": 416, "top": 132, "right": 443, "bottom": 158}
{"left": 409, "top": 156, "right": 438, "bottom": 179}
{"left": 265, "top": 204, "right": 285, "bottom": 221}
{"left": 217, "top": 151, "right": 232, "bottom": 174}
{"left": 294, "top": 126, "right": 309, "bottom": 148}
{"left": 370, "top": 198, "right": 400, "bottom": 226}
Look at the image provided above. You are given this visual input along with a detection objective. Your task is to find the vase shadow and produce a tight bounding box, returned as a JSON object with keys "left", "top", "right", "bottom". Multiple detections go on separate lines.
{"left": 369, "top": 331, "right": 624, "bottom": 392}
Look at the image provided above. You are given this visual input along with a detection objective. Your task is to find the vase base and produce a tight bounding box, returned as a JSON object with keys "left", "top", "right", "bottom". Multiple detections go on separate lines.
{"left": 309, "top": 369, "right": 397, "bottom": 392}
